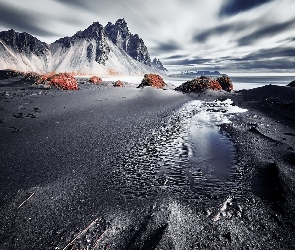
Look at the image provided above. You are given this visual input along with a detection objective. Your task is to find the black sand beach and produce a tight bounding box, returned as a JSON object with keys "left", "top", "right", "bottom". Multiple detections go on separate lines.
{"left": 0, "top": 74, "right": 295, "bottom": 249}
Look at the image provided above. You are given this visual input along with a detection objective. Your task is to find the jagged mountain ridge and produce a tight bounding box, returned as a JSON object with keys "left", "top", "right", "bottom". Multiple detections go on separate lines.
{"left": 151, "top": 58, "right": 168, "bottom": 72}
{"left": 0, "top": 19, "right": 167, "bottom": 75}
{"left": 105, "top": 19, "right": 151, "bottom": 66}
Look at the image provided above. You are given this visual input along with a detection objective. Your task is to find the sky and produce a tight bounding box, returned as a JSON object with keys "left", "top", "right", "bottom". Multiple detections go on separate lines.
{"left": 0, "top": 0, "right": 294, "bottom": 74}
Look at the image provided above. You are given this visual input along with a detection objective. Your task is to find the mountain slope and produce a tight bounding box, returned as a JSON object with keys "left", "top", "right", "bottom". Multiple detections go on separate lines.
{"left": 0, "top": 29, "right": 50, "bottom": 72}
{"left": 0, "top": 20, "right": 167, "bottom": 75}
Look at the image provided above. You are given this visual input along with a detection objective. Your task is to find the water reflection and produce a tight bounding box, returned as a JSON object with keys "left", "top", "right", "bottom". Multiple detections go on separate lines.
{"left": 189, "top": 124, "right": 234, "bottom": 181}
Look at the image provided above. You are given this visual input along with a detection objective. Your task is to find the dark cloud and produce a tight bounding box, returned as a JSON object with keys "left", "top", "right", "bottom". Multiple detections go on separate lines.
{"left": 53, "top": 0, "right": 126, "bottom": 12}
{"left": 151, "top": 40, "right": 181, "bottom": 53}
{"left": 0, "top": 3, "right": 59, "bottom": 37}
{"left": 193, "top": 23, "right": 246, "bottom": 43}
{"left": 164, "top": 58, "right": 212, "bottom": 66}
{"left": 235, "top": 59, "right": 295, "bottom": 70}
{"left": 54, "top": 0, "right": 87, "bottom": 9}
{"left": 220, "top": 0, "right": 273, "bottom": 16}
{"left": 164, "top": 55, "right": 187, "bottom": 60}
{"left": 238, "top": 19, "right": 295, "bottom": 46}
{"left": 242, "top": 47, "right": 295, "bottom": 60}
{"left": 218, "top": 47, "right": 295, "bottom": 70}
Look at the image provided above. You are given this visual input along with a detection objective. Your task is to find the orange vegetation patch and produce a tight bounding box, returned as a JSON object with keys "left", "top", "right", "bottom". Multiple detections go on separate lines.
{"left": 89, "top": 76, "right": 103, "bottom": 84}
{"left": 138, "top": 74, "right": 166, "bottom": 89}
{"left": 36, "top": 72, "right": 79, "bottom": 90}
{"left": 113, "top": 80, "right": 124, "bottom": 87}
{"left": 175, "top": 76, "right": 233, "bottom": 93}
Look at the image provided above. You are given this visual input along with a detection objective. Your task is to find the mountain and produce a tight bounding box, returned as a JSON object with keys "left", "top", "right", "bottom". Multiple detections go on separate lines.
{"left": 0, "top": 29, "right": 50, "bottom": 72}
{"left": 0, "top": 19, "right": 167, "bottom": 75}
{"left": 105, "top": 19, "right": 151, "bottom": 66}
{"left": 179, "top": 70, "right": 221, "bottom": 76}
{"left": 151, "top": 58, "right": 168, "bottom": 72}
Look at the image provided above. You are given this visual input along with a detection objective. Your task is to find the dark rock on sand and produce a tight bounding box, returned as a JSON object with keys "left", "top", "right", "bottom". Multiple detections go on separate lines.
{"left": 287, "top": 80, "right": 295, "bottom": 87}
{"left": 12, "top": 112, "right": 25, "bottom": 118}
{"left": 0, "top": 70, "right": 22, "bottom": 80}
{"left": 113, "top": 80, "right": 124, "bottom": 87}
{"left": 236, "top": 85, "right": 295, "bottom": 125}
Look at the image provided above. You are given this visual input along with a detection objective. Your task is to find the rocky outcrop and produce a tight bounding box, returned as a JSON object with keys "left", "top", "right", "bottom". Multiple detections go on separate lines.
{"left": 105, "top": 19, "right": 151, "bottom": 66}
{"left": 138, "top": 74, "right": 166, "bottom": 89}
{"left": 89, "top": 76, "right": 103, "bottom": 84}
{"left": 175, "top": 76, "right": 233, "bottom": 93}
{"left": 151, "top": 58, "right": 168, "bottom": 72}
{"left": 113, "top": 80, "right": 124, "bottom": 87}
{"left": 287, "top": 80, "right": 295, "bottom": 87}
{"left": 35, "top": 73, "right": 78, "bottom": 90}
{"left": 0, "top": 69, "right": 22, "bottom": 80}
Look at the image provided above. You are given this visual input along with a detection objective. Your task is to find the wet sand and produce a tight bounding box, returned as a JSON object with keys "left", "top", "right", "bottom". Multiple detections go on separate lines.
{"left": 0, "top": 75, "right": 295, "bottom": 249}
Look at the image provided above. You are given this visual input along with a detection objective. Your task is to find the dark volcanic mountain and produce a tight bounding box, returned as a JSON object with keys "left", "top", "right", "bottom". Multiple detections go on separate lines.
{"left": 151, "top": 58, "right": 168, "bottom": 72}
{"left": 0, "top": 19, "right": 166, "bottom": 75}
{"left": 105, "top": 19, "right": 151, "bottom": 66}
{"left": 0, "top": 29, "right": 49, "bottom": 56}
{"left": 52, "top": 22, "right": 110, "bottom": 65}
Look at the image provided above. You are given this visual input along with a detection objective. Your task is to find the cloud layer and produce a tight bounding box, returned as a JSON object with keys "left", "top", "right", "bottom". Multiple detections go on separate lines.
{"left": 0, "top": 0, "right": 294, "bottom": 73}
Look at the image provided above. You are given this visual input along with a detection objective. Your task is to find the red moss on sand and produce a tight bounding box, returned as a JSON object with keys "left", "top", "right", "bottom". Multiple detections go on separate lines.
{"left": 36, "top": 72, "right": 78, "bottom": 90}
{"left": 175, "top": 76, "right": 233, "bottom": 93}
{"left": 208, "top": 79, "right": 223, "bottom": 91}
{"left": 89, "top": 76, "right": 103, "bottom": 84}
{"left": 113, "top": 80, "right": 124, "bottom": 87}
{"left": 138, "top": 74, "right": 166, "bottom": 89}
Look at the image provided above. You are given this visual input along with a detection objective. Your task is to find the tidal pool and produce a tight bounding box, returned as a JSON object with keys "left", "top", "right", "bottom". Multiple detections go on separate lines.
{"left": 113, "top": 98, "right": 247, "bottom": 201}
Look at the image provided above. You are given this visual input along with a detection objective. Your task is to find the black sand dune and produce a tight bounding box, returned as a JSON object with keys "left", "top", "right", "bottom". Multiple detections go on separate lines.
{"left": 0, "top": 75, "right": 295, "bottom": 249}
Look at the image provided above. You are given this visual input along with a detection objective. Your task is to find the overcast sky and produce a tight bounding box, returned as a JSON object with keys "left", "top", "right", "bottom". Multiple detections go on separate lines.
{"left": 0, "top": 0, "right": 294, "bottom": 74}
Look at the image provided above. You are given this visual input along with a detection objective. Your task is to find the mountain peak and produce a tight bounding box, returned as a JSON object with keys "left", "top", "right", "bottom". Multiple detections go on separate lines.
{"left": 105, "top": 19, "right": 151, "bottom": 66}
{"left": 0, "top": 29, "right": 48, "bottom": 55}
{"left": 151, "top": 58, "right": 168, "bottom": 72}
{"left": 54, "top": 21, "right": 105, "bottom": 47}
{"left": 115, "top": 18, "right": 128, "bottom": 28}
{"left": 105, "top": 18, "right": 130, "bottom": 40}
